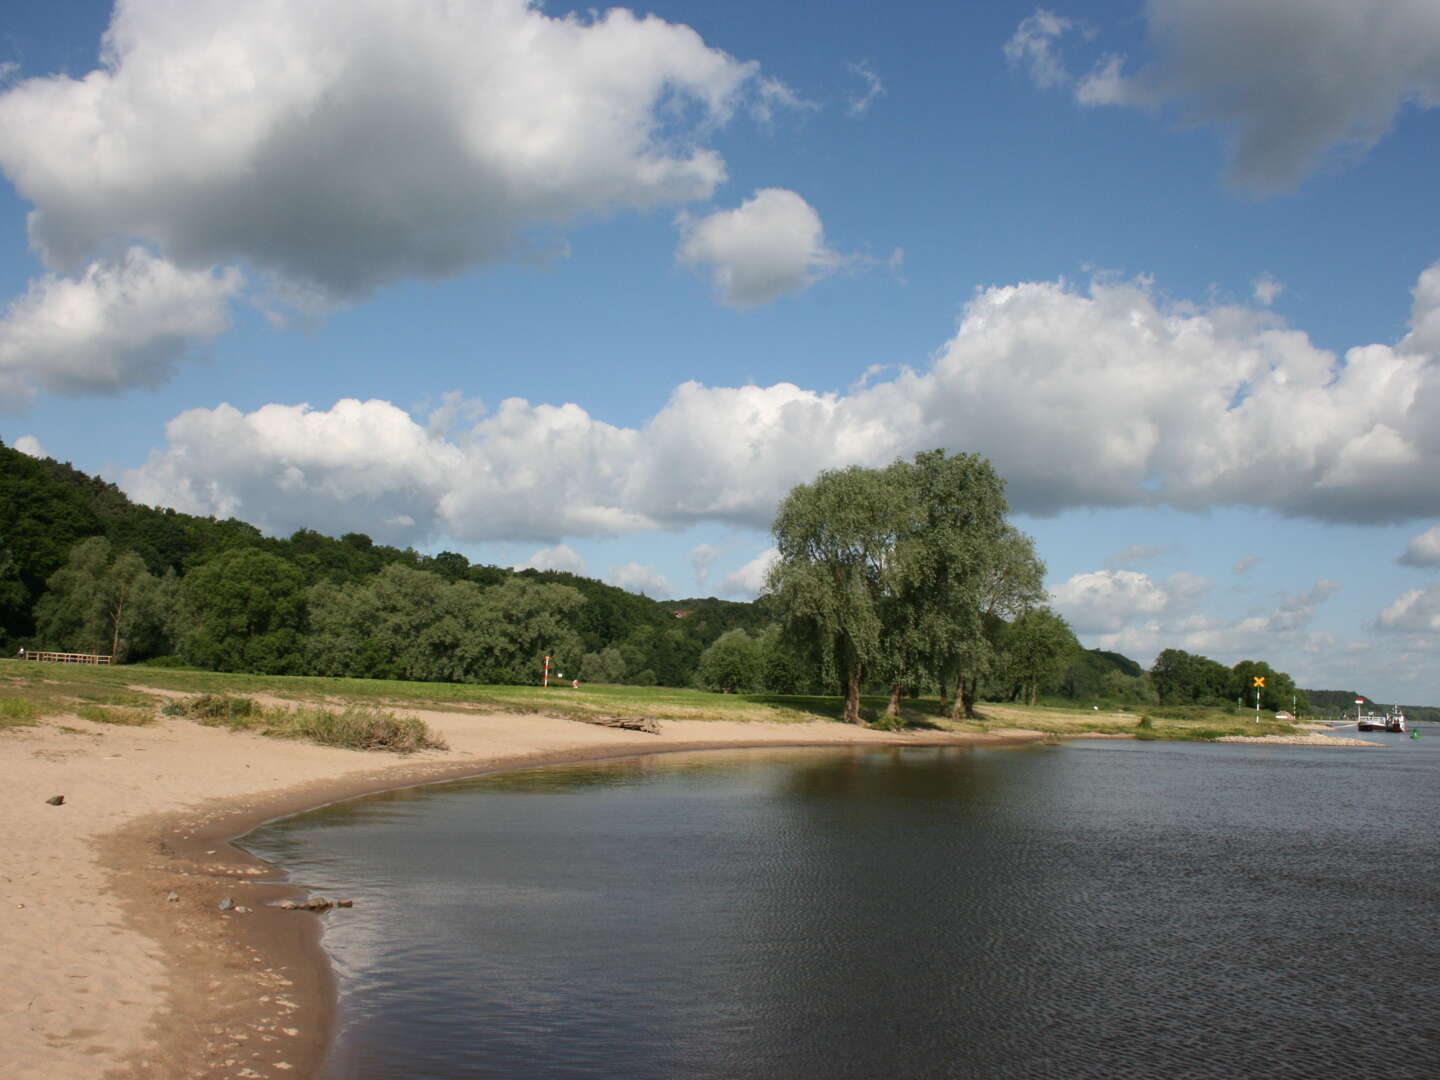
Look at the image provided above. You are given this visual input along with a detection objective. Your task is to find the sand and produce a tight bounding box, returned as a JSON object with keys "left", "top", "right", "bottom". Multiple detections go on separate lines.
{"left": 1, "top": 698, "right": 1036, "bottom": 1080}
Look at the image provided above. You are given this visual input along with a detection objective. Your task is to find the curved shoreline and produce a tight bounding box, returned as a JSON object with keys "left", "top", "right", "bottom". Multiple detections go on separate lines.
{"left": 7, "top": 704, "right": 1381, "bottom": 1080}
{"left": 4, "top": 707, "right": 1042, "bottom": 1080}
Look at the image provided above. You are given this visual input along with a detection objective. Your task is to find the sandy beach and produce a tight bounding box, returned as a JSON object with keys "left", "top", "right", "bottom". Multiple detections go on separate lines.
{"left": 2, "top": 696, "right": 1041, "bottom": 1080}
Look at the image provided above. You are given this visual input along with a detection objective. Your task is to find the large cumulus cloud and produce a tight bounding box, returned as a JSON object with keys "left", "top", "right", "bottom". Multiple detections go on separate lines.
{"left": 0, "top": 0, "right": 769, "bottom": 304}
{"left": 123, "top": 261, "right": 1440, "bottom": 542}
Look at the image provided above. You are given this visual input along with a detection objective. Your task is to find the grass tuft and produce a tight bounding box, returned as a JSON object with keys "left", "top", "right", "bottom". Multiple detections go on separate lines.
{"left": 0, "top": 697, "right": 41, "bottom": 728}
{"left": 167, "top": 694, "right": 445, "bottom": 753}
{"left": 75, "top": 703, "right": 154, "bottom": 726}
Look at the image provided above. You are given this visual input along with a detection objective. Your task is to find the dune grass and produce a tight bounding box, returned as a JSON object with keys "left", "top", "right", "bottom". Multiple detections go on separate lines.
{"left": 164, "top": 693, "right": 446, "bottom": 753}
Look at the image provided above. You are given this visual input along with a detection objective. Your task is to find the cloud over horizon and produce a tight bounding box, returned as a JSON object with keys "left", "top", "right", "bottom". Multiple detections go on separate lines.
{"left": 122, "top": 262, "right": 1440, "bottom": 544}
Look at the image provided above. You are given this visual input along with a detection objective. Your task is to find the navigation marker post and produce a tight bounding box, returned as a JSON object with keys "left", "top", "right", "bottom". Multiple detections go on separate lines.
{"left": 1253, "top": 675, "right": 1265, "bottom": 723}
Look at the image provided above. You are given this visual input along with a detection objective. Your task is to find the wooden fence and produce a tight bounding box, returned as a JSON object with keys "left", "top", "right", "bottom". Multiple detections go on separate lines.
{"left": 17, "top": 651, "right": 112, "bottom": 665}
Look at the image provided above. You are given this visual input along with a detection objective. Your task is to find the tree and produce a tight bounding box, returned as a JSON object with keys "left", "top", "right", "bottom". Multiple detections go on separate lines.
{"left": 177, "top": 548, "right": 308, "bottom": 673}
{"left": 579, "top": 647, "right": 627, "bottom": 685}
{"left": 945, "top": 523, "right": 1046, "bottom": 719}
{"left": 33, "top": 537, "right": 173, "bottom": 660}
{"left": 1149, "top": 649, "right": 1231, "bottom": 705}
{"left": 695, "top": 629, "right": 763, "bottom": 693}
{"left": 998, "top": 607, "right": 1078, "bottom": 705}
{"left": 767, "top": 450, "right": 1036, "bottom": 724}
{"left": 766, "top": 465, "right": 903, "bottom": 724}
{"left": 878, "top": 451, "right": 1021, "bottom": 720}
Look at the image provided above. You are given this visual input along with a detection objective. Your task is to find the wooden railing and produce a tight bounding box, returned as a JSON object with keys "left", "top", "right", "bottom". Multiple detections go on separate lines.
{"left": 18, "top": 651, "right": 112, "bottom": 665}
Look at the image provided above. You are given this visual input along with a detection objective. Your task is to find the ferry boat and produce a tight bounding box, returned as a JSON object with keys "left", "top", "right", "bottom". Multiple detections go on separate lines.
{"left": 1355, "top": 705, "right": 1406, "bottom": 733}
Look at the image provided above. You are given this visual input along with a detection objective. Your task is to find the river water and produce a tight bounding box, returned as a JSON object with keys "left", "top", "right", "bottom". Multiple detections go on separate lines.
{"left": 241, "top": 730, "right": 1440, "bottom": 1079}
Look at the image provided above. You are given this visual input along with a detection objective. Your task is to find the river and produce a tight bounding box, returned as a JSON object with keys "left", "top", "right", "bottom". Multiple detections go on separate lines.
{"left": 241, "top": 730, "right": 1440, "bottom": 1079}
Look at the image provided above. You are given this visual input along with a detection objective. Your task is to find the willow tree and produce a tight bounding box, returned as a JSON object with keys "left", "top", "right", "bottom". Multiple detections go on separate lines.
{"left": 767, "top": 450, "right": 1042, "bottom": 725}
{"left": 766, "top": 465, "right": 904, "bottom": 724}
{"left": 885, "top": 452, "right": 1044, "bottom": 721}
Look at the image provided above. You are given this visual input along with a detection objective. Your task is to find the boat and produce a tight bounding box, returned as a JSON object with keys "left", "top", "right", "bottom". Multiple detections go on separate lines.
{"left": 1355, "top": 705, "right": 1406, "bottom": 733}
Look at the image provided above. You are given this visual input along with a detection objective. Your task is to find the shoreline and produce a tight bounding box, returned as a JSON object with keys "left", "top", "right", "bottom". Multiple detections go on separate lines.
{"left": 3, "top": 705, "right": 1042, "bottom": 1080}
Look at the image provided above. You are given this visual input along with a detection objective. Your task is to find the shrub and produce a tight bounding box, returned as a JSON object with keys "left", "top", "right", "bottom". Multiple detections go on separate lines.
{"left": 285, "top": 705, "right": 446, "bottom": 753}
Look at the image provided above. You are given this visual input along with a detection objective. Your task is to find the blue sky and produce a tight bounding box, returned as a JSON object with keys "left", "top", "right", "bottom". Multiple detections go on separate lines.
{"left": 4, "top": 0, "right": 1440, "bottom": 704}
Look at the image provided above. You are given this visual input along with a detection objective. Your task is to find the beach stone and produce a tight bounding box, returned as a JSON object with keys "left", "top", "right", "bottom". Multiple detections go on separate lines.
{"left": 279, "top": 899, "right": 299, "bottom": 910}
{"left": 218, "top": 897, "right": 236, "bottom": 911}
{"left": 166, "top": 891, "right": 179, "bottom": 902}
{"left": 45, "top": 794, "right": 64, "bottom": 805}
{"left": 336, "top": 899, "right": 354, "bottom": 908}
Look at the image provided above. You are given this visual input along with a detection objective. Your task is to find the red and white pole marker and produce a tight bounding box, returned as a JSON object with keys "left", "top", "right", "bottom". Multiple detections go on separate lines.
{"left": 543, "top": 655, "right": 551, "bottom": 687}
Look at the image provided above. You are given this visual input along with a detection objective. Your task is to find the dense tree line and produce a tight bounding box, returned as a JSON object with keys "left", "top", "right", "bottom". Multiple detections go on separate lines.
{"left": 2, "top": 439, "right": 1338, "bottom": 711}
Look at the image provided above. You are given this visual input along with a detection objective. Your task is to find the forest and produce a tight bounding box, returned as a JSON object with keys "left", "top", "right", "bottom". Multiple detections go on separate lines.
{"left": 3, "top": 438, "right": 1394, "bottom": 717}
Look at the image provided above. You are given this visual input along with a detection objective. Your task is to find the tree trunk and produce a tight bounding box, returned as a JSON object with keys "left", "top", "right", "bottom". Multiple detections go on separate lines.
{"left": 949, "top": 674, "right": 967, "bottom": 721}
{"left": 887, "top": 683, "right": 902, "bottom": 719}
{"left": 960, "top": 676, "right": 979, "bottom": 719}
{"left": 938, "top": 676, "right": 950, "bottom": 709}
{"left": 843, "top": 671, "right": 864, "bottom": 725}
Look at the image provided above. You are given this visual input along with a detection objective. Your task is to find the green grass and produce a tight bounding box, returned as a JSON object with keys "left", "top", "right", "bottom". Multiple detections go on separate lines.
{"left": 0, "top": 697, "right": 41, "bottom": 728}
{"left": 2, "top": 658, "right": 1311, "bottom": 743}
{"left": 74, "top": 703, "right": 155, "bottom": 726}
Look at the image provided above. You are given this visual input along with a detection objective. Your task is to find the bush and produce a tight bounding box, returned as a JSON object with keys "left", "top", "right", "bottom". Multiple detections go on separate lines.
{"left": 285, "top": 706, "right": 446, "bottom": 753}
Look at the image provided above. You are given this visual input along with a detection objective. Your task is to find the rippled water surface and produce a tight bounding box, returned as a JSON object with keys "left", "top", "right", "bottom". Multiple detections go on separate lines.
{"left": 242, "top": 731, "right": 1440, "bottom": 1079}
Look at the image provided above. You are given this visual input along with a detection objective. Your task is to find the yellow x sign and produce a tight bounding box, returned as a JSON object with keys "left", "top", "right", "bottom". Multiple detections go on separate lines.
{"left": 1253, "top": 676, "right": 1266, "bottom": 688}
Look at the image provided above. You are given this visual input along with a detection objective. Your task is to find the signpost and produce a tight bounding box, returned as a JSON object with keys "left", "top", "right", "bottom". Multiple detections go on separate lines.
{"left": 1253, "top": 675, "right": 1265, "bottom": 723}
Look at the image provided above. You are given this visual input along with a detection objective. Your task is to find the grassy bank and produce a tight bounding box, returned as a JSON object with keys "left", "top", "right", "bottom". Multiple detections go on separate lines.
{"left": 1, "top": 658, "right": 1306, "bottom": 741}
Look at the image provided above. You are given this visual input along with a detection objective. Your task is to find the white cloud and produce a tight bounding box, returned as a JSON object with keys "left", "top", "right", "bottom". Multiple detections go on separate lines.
{"left": 720, "top": 548, "right": 778, "bottom": 599}
{"left": 846, "top": 60, "right": 885, "bottom": 116}
{"left": 12, "top": 434, "right": 45, "bottom": 457}
{"left": 1050, "top": 569, "right": 1172, "bottom": 634}
{"left": 1398, "top": 524, "right": 1440, "bottom": 567}
{"left": 516, "top": 544, "right": 588, "bottom": 576}
{"left": 1060, "top": 0, "right": 1440, "bottom": 190}
{"left": 123, "top": 262, "right": 1440, "bottom": 544}
{"left": 1378, "top": 585, "right": 1440, "bottom": 634}
{"left": 0, "top": 0, "right": 769, "bottom": 306}
{"left": 1232, "top": 554, "right": 1261, "bottom": 575}
{"left": 1004, "top": 10, "right": 1082, "bottom": 90}
{"left": 677, "top": 188, "right": 845, "bottom": 308}
{"left": 1252, "top": 274, "right": 1285, "bottom": 307}
{"left": 606, "top": 562, "right": 673, "bottom": 598}
{"left": 0, "top": 248, "right": 239, "bottom": 409}
{"left": 690, "top": 543, "right": 721, "bottom": 588}
{"left": 1062, "top": 575, "right": 1342, "bottom": 677}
